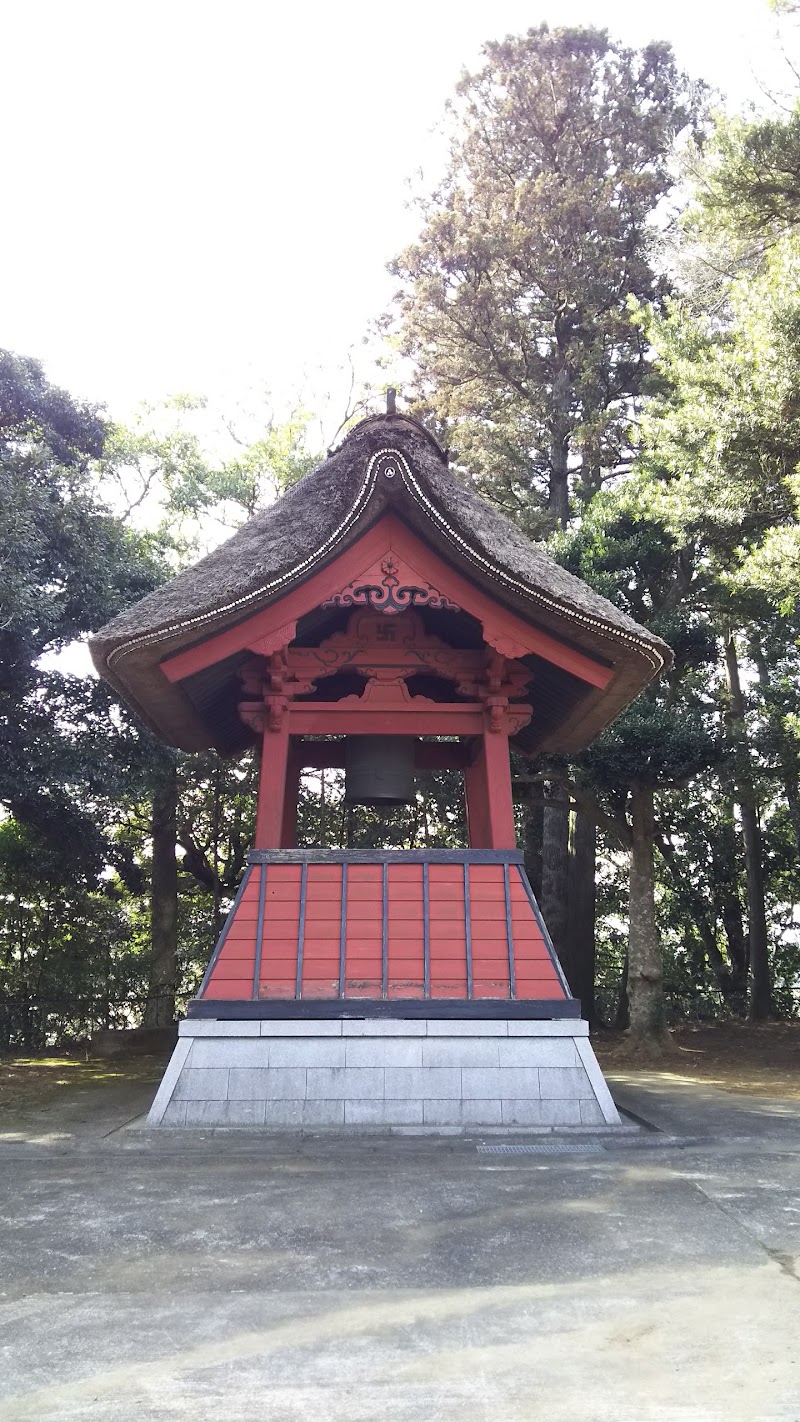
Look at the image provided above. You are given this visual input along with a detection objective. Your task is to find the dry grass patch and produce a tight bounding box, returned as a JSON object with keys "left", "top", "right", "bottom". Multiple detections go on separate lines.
{"left": 0, "top": 1054, "right": 166, "bottom": 1113}
{"left": 595, "top": 1021, "right": 800, "bottom": 1099}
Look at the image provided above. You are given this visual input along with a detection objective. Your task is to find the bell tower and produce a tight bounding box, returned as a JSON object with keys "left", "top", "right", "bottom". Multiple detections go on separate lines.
{"left": 91, "top": 403, "right": 669, "bottom": 1130}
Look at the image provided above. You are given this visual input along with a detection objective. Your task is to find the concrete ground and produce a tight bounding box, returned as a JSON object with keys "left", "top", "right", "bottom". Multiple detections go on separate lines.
{"left": 0, "top": 1072, "right": 799, "bottom": 1421}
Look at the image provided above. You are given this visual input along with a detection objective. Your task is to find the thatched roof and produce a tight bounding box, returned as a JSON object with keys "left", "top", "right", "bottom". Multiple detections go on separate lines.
{"left": 90, "top": 412, "right": 671, "bottom": 755}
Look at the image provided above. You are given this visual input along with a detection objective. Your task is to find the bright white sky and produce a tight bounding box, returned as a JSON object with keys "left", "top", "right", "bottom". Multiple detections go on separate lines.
{"left": 3, "top": 0, "right": 798, "bottom": 427}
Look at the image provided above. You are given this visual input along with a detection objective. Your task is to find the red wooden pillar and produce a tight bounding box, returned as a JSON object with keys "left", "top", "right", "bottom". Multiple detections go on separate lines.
{"left": 464, "top": 726, "right": 517, "bottom": 850}
{"left": 464, "top": 755, "right": 490, "bottom": 848}
{"left": 280, "top": 740, "right": 303, "bottom": 849}
{"left": 254, "top": 720, "right": 290, "bottom": 849}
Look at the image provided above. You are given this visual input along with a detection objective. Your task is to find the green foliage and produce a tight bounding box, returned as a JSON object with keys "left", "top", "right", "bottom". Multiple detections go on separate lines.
{"left": 7, "top": 29, "right": 800, "bottom": 1044}
{"left": 101, "top": 392, "right": 319, "bottom": 561}
{"left": 0, "top": 819, "right": 147, "bottom": 1051}
{"left": 0, "top": 349, "right": 165, "bottom": 878}
{"left": 695, "top": 106, "right": 800, "bottom": 239}
{"left": 555, "top": 490, "right": 721, "bottom": 806}
{"left": 390, "top": 25, "right": 701, "bottom": 527}
{"left": 635, "top": 241, "right": 800, "bottom": 582}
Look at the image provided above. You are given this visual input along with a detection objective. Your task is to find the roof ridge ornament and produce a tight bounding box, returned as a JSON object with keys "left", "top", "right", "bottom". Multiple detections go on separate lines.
{"left": 373, "top": 447, "right": 404, "bottom": 482}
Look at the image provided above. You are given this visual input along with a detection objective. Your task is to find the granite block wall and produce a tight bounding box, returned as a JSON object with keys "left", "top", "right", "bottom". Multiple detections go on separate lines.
{"left": 147, "top": 1018, "right": 620, "bottom": 1129}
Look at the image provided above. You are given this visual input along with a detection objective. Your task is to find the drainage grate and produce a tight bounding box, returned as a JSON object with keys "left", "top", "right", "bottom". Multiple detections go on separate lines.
{"left": 477, "top": 1141, "right": 604, "bottom": 1156}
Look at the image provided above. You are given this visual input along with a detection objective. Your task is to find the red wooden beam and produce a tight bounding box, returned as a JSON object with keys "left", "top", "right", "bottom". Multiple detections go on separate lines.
{"left": 287, "top": 705, "right": 486, "bottom": 736}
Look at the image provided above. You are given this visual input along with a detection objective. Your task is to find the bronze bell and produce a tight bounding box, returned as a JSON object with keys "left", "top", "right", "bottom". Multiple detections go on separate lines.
{"left": 344, "top": 736, "right": 416, "bottom": 806}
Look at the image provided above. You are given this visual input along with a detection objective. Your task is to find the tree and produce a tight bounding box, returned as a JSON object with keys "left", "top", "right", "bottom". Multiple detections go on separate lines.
{"left": 628, "top": 221, "right": 800, "bottom": 1019}
{"left": 143, "top": 755, "right": 179, "bottom": 1028}
{"left": 389, "top": 25, "right": 700, "bottom": 531}
{"left": 387, "top": 26, "right": 702, "bottom": 1048}
{"left": 0, "top": 349, "right": 163, "bottom": 876}
{"left": 0, "top": 351, "right": 175, "bottom": 1044}
{"left": 0, "top": 819, "right": 148, "bottom": 1051}
{"left": 98, "top": 394, "right": 321, "bottom": 1024}
{"left": 101, "top": 392, "right": 318, "bottom": 554}
{"left": 553, "top": 490, "right": 720, "bottom": 1052}
{"left": 696, "top": 107, "right": 800, "bottom": 241}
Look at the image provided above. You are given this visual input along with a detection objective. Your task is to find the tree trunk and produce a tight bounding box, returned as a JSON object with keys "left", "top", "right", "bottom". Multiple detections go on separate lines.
{"left": 144, "top": 763, "right": 178, "bottom": 1028}
{"left": 713, "top": 805, "right": 749, "bottom": 1002}
{"left": 521, "top": 779, "right": 544, "bottom": 899}
{"left": 548, "top": 366, "right": 571, "bottom": 530}
{"left": 564, "top": 807, "right": 596, "bottom": 1021}
{"left": 627, "top": 783, "right": 670, "bottom": 1052}
{"left": 575, "top": 460, "right": 602, "bottom": 510}
{"left": 724, "top": 635, "right": 774, "bottom": 1021}
{"left": 540, "top": 778, "right": 569, "bottom": 959}
{"left": 614, "top": 952, "right": 630, "bottom": 1030}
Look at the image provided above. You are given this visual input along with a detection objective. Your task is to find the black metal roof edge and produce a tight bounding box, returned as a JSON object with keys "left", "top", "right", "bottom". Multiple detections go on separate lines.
{"left": 187, "top": 997, "right": 582, "bottom": 1020}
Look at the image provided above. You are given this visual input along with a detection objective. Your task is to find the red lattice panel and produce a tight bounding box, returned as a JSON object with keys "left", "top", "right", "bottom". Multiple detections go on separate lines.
{"left": 199, "top": 856, "right": 569, "bottom": 1004}
{"left": 468, "top": 864, "right": 513, "bottom": 998}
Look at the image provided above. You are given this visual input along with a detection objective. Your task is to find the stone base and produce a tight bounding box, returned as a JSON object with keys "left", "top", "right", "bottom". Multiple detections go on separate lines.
{"left": 147, "top": 1018, "right": 620, "bottom": 1129}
